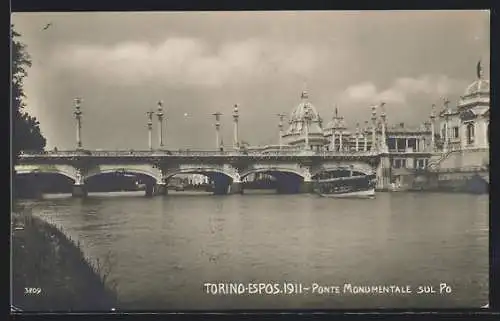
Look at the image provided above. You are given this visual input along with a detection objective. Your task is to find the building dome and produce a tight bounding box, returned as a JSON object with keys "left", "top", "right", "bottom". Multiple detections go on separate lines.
{"left": 285, "top": 91, "right": 323, "bottom": 136}
{"left": 457, "top": 61, "right": 489, "bottom": 110}
{"left": 282, "top": 91, "right": 327, "bottom": 148}
{"left": 289, "top": 91, "right": 321, "bottom": 123}
{"left": 463, "top": 79, "right": 489, "bottom": 97}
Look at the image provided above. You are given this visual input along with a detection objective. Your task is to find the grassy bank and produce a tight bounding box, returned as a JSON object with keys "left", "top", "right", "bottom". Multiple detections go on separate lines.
{"left": 11, "top": 204, "right": 118, "bottom": 312}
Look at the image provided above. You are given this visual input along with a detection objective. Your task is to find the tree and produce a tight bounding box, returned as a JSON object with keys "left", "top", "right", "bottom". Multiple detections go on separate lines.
{"left": 12, "top": 25, "right": 46, "bottom": 164}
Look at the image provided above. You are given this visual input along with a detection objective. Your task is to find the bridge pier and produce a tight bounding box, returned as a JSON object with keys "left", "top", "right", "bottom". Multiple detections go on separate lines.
{"left": 72, "top": 184, "right": 87, "bottom": 198}
{"left": 300, "top": 180, "right": 314, "bottom": 193}
{"left": 376, "top": 155, "right": 391, "bottom": 191}
{"left": 154, "top": 183, "right": 168, "bottom": 196}
{"left": 145, "top": 183, "right": 168, "bottom": 197}
{"left": 228, "top": 181, "right": 243, "bottom": 194}
{"left": 210, "top": 175, "right": 233, "bottom": 195}
{"left": 145, "top": 183, "right": 154, "bottom": 197}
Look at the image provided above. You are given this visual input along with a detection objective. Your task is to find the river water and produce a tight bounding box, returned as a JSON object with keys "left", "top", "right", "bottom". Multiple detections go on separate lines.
{"left": 19, "top": 191, "right": 489, "bottom": 310}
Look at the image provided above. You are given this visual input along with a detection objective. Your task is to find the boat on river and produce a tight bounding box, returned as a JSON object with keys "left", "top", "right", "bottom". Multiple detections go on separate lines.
{"left": 314, "top": 175, "right": 376, "bottom": 199}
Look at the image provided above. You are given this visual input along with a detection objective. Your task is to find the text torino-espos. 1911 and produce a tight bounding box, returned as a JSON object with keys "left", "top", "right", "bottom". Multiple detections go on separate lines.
{"left": 203, "top": 282, "right": 306, "bottom": 295}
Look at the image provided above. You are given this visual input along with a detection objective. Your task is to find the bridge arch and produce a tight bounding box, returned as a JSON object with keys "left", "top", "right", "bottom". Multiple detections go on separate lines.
{"left": 164, "top": 167, "right": 238, "bottom": 183}
{"left": 240, "top": 167, "right": 307, "bottom": 180}
{"left": 311, "top": 162, "right": 374, "bottom": 177}
{"left": 84, "top": 165, "right": 163, "bottom": 183}
{"left": 15, "top": 164, "right": 77, "bottom": 182}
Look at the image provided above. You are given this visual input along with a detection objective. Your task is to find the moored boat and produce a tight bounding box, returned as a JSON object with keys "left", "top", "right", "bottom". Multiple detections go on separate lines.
{"left": 314, "top": 175, "right": 376, "bottom": 199}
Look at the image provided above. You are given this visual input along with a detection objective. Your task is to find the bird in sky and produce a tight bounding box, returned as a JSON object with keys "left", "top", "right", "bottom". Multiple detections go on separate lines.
{"left": 42, "top": 23, "right": 52, "bottom": 30}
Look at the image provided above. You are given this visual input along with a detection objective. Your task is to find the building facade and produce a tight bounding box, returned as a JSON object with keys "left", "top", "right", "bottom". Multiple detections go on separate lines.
{"left": 436, "top": 62, "right": 489, "bottom": 152}
{"left": 243, "top": 62, "right": 489, "bottom": 191}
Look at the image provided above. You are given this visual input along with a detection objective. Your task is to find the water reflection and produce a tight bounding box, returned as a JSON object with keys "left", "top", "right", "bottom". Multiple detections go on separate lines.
{"left": 22, "top": 192, "right": 488, "bottom": 310}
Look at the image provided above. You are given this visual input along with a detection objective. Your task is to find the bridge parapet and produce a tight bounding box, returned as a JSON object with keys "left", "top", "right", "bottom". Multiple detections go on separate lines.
{"left": 19, "top": 149, "right": 382, "bottom": 159}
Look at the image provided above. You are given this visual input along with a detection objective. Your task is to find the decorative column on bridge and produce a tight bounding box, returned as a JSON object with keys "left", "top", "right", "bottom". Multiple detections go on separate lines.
{"left": 74, "top": 98, "right": 83, "bottom": 149}
{"left": 443, "top": 98, "right": 450, "bottom": 152}
{"left": 375, "top": 102, "right": 391, "bottom": 191}
{"left": 364, "top": 120, "right": 369, "bottom": 151}
{"left": 233, "top": 104, "right": 239, "bottom": 150}
{"left": 277, "top": 113, "right": 286, "bottom": 149}
{"left": 430, "top": 104, "right": 436, "bottom": 151}
{"left": 355, "top": 123, "right": 360, "bottom": 152}
{"left": 213, "top": 112, "right": 222, "bottom": 150}
{"left": 156, "top": 101, "right": 164, "bottom": 148}
{"left": 379, "top": 102, "right": 388, "bottom": 153}
{"left": 330, "top": 107, "right": 339, "bottom": 152}
{"left": 146, "top": 110, "right": 154, "bottom": 150}
{"left": 371, "top": 105, "right": 377, "bottom": 151}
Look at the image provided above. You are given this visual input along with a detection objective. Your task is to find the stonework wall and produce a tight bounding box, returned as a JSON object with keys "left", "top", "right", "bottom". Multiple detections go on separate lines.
{"left": 438, "top": 149, "right": 488, "bottom": 170}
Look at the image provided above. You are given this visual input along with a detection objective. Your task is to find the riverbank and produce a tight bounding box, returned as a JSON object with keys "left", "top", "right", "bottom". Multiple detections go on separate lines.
{"left": 11, "top": 204, "right": 118, "bottom": 312}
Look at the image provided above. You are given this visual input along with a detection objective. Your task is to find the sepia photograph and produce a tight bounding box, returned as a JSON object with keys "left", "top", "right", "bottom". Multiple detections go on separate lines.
{"left": 11, "top": 10, "right": 489, "bottom": 312}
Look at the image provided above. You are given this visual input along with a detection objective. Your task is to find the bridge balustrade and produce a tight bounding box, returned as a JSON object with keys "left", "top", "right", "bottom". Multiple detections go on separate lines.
{"left": 18, "top": 149, "right": 384, "bottom": 159}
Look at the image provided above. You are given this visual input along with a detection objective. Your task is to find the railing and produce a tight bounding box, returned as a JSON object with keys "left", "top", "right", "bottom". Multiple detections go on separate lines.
{"left": 387, "top": 149, "right": 435, "bottom": 154}
{"left": 427, "top": 149, "right": 455, "bottom": 169}
{"left": 19, "top": 149, "right": 382, "bottom": 158}
{"left": 316, "top": 150, "right": 379, "bottom": 157}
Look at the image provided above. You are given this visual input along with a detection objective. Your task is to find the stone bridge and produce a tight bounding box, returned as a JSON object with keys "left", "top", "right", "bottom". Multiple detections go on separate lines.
{"left": 15, "top": 149, "right": 383, "bottom": 197}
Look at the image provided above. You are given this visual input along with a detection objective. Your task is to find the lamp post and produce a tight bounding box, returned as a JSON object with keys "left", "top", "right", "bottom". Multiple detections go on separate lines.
{"left": 379, "top": 102, "right": 387, "bottom": 153}
{"left": 430, "top": 104, "right": 436, "bottom": 151}
{"left": 213, "top": 112, "right": 222, "bottom": 150}
{"left": 74, "top": 97, "right": 83, "bottom": 149}
{"left": 156, "top": 101, "right": 164, "bottom": 148}
{"left": 233, "top": 104, "right": 239, "bottom": 150}
{"left": 355, "top": 123, "right": 360, "bottom": 152}
{"left": 371, "top": 105, "right": 377, "bottom": 151}
{"left": 146, "top": 110, "right": 154, "bottom": 150}
{"left": 364, "top": 120, "right": 369, "bottom": 151}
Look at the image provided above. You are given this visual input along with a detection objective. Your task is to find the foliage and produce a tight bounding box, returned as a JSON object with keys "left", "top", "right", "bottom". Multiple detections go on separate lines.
{"left": 12, "top": 25, "right": 46, "bottom": 163}
{"left": 12, "top": 207, "right": 118, "bottom": 311}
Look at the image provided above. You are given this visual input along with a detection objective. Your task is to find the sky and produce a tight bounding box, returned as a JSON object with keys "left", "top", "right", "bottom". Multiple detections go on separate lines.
{"left": 11, "top": 10, "right": 490, "bottom": 150}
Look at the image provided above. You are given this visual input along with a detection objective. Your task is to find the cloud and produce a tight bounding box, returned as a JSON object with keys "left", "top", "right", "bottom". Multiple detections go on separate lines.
{"left": 344, "top": 82, "right": 377, "bottom": 101}
{"left": 50, "top": 37, "right": 325, "bottom": 87}
{"left": 342, "top": 74, "right": 468, "bottom": 104}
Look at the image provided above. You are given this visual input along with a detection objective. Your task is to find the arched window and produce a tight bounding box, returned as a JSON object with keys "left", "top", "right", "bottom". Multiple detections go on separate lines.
{"left": 466, "top": 123, "right": 475, "bottom": 145}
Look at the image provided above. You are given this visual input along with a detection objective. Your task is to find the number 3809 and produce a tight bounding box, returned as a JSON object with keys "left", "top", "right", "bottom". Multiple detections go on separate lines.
{"left": 24, "top": 287, "right": 42, "bottom": 295}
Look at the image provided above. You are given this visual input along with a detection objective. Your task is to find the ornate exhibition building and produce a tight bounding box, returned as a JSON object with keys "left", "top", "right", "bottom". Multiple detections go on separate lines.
{"left": 242, "top": 62, "right": 489, "bottom": 190}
